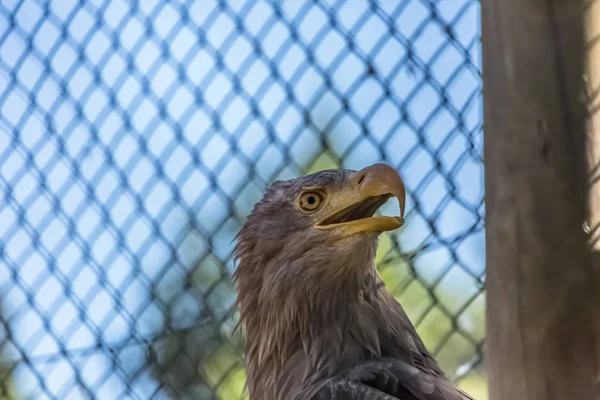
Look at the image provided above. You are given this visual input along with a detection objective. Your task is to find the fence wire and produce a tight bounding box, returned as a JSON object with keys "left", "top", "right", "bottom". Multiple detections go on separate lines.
{"left": 0, "top": 1, "right": 484, "bottom": 399}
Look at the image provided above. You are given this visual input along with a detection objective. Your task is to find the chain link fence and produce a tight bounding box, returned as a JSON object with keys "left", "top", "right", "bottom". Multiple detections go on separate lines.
{"left": 0, "top": 1, "right": 484, "bottom": 399}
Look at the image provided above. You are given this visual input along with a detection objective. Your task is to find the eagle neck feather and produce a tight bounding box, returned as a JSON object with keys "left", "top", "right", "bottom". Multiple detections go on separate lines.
{"left": 235, "top": 235, "right": 392, "bottom": 398}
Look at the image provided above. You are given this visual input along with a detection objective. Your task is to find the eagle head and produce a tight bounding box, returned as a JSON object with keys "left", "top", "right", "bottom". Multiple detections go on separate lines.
{"left": 233, "top": 163, "right": 408, "bottom": 398}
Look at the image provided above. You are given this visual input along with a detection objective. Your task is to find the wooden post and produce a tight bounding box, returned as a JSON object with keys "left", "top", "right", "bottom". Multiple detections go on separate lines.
{"left": 584, "top": 0, "right": 600, "bottom": 391}
{"left": 586, "top": 0, "right": 600, "bottom": 250}
{"left": 482, "top": 1, "right": 600, "bottom": 399}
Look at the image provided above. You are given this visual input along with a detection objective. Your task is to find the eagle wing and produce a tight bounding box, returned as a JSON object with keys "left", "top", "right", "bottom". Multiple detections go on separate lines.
{"left": 307, "top": 283, "right": 474, "bottom": 400}
{"left": 311, "top": 358, "right": 473, "bottom": 400}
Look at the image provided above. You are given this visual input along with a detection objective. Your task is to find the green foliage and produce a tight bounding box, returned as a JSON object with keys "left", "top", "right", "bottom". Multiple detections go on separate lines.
{"left": 0, "top": 367, "right": 21, "bottom": 400}
{"left": 201, "top": 344, "right": 247, "bottom": 400}
{"left": 306, "top": 150, "right": 341, "bottom": 174}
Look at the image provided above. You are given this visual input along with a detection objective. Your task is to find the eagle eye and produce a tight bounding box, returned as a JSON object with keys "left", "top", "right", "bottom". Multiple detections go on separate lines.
{"left": 298, "top": 192, "right": 323, "bottom": 212}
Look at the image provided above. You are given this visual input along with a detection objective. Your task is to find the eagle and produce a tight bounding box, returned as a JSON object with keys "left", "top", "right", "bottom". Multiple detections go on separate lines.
{"left": 233, "top": 163, "right": 473, "bottom": 400}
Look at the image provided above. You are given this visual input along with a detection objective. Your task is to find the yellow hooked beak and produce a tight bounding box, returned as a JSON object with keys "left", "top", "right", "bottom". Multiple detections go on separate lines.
{"left": 314, "top": 163, "right": 406, "bottom": 235}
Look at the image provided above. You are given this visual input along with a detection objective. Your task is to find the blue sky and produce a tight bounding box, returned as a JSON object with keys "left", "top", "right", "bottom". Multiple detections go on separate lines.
{"left": 0, "top": 1, "right": 482, "bottom": 398}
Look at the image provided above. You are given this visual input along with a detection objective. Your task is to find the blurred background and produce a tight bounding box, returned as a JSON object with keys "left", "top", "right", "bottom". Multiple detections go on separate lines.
{"left": 0, "top": 0, "right": 484, "bottom": 399}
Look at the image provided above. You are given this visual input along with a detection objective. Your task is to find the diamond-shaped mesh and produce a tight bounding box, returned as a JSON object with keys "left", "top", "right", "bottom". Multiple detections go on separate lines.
{"left": 0, "top": 1, "right": 484, "bottom": 399}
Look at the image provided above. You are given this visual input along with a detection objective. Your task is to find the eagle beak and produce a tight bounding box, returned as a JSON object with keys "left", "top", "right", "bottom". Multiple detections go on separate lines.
{"left": 315, "top": 163, "right": 406, "bottom": 234}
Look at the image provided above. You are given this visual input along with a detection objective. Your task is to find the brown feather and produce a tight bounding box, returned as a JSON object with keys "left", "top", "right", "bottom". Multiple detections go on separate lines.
{"left": 233, "top": 169, "right": 473, "bottom": 400}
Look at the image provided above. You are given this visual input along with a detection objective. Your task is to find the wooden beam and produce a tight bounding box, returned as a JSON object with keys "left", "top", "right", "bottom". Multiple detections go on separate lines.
{"left": 586, "top": 0, "right": 600, "bottom": 249}
{"left": 482, "top": 1, "right": 600, "bottom": 399}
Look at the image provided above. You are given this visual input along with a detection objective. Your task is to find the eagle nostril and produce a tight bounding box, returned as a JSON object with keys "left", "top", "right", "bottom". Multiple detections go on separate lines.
{"left": 356, "top": 173, "right": 366, "bottom": 186}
